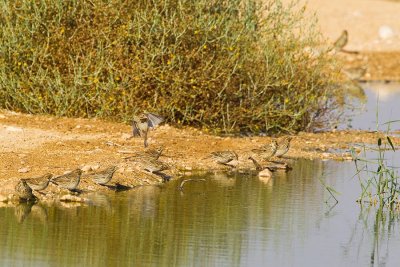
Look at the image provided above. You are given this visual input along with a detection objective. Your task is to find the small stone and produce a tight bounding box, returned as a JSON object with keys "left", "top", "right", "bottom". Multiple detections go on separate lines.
{"left": 18, "top": 167, "right": 30, "bottom": 173}
{"left": 379, "top": 25, "right": 394, "bottom": 39}
{"left": 81, "top": 165, "right": 92, "bottom": 172}
{"left": 258, "top": 168, "right": 272, "bottom": 177}
{"left": 5, "top": 126, "right": 23, "bottom": 132}
{"left": 121, "top": 133, "right": 131, "bottom": 140}
{"left": 0, "top": 114, "right": 6, "bottom": 119}
{"left": 0, "top": 194, "right": 8, "bottom": 202}
{"left": 60, "top": 195, "right": 87, "bottom": 203}
{"left": 342, "top": 156, "right": 353, "bottom": 161}
{"left": 91, "top": 164, "right": 100, "bottom": 171}
{"left": 321, "top": 153, "right": 331, "bottom": 158}
{"left": 184, "top": 166, "right": 192, "bottom": 171}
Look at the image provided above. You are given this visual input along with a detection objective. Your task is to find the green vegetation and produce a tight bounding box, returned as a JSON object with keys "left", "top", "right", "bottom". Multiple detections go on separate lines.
{"left": 352, "top": 123, "right": 399, "bottom": 210}
{"left": 0, "top": 0, "right": 342, "bottom": 134}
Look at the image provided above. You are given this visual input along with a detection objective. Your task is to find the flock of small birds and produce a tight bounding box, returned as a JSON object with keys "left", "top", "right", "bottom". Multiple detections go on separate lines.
{"left": 13, "top": 112, "right": 166, "bottom": 202}
{"left": 13, "top": 111, "right": 294, "bottom": 202}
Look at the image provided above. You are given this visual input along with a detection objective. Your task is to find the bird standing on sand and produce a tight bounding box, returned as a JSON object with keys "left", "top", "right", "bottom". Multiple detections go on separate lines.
{"left": 24, "top": 173, "right": 53, "bottom": 191}
{"left": 124, "top": 146, "right": 164, "bottom": 161}
{"left": 252, "top": 140, "right": 278, "bottom": 161}
{"left": 248, "top": 156, "right": 263, "bottom": 171}
{"left": 132, "top": 112, "right": 164, "bottom": 147}
{"left": 275, "top": 137, "right": 292, "bottom": 158}
{"left": 333, "top": 30, "right": 348, "bottom": 51}
{"left": 15, "top": 179, "right": 36, "bottom": 201}
{"left": 51, "top": 169, "right": 82, "bottom": 191}
{"left": 90, "top": 166, "right": 117, "bottom": 185}
{"left": 206, "top": 150, "right": 239, "bottom": 168}
{"left": 132, "top": 157, "right": 169, "bottom": 174}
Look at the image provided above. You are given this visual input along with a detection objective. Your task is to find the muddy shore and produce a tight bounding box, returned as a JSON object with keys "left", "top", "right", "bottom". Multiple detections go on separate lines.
{"left": 1, "top": 108, "right": 397, "bottom": 202}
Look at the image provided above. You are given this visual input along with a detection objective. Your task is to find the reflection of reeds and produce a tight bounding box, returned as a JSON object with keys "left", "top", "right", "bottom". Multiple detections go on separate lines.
{"left": 343, "top": 204, "right": 399, "bottom": 267}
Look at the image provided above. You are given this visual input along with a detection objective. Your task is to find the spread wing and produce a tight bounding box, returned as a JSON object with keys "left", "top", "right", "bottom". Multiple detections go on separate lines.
{"left": 146, "top": 112, "right": 164, "bottom": 128}
{"left": 132, "top": 120, "right": 141, "bottom": 137}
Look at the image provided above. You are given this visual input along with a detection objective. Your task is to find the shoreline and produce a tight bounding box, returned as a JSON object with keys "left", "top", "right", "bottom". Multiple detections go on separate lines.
{"left": 1, "top": 109, "right": 396, "bottom": 202}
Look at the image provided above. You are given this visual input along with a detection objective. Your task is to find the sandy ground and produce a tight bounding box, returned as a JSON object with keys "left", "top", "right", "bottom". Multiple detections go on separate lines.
{"left": 295, "top": 0, "right": 400, "bottom": 80}
{"left": 1, "top": 0, "right": 400, "bottom": 202}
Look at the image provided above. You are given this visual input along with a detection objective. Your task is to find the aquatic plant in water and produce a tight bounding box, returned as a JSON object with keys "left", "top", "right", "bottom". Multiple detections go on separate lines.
{"left": 351, "top": 120, "right": 400, "bottom": 210}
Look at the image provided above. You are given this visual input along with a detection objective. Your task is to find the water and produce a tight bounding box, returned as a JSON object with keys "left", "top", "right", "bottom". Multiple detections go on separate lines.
{"left": 344, "top": 82, "right": 400, "bottom": 131}
{"left": 2, "top": 159, "right": 400, "bottom": 267}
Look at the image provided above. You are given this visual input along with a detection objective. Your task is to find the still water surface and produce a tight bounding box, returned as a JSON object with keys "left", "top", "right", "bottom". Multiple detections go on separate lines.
{"left": 1, "top": 159, "right": 400, "bottom": 267}
{"left": 344, "top": 82, "right": 400, "bottom": 131}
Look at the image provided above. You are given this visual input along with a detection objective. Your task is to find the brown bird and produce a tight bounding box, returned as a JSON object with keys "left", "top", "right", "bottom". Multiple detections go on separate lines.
{"left": 132, "top": 112, "right": 164, "bottom": 147}
{"left": 333, "top": 30, "right": 348, "bottom": 51}
{"left": 51, "top": 169, "right": 82, "bottom": 191}
{"left": 124, "top": 146, "right": 164, "bottom": 161}
{"left": 248, "top": 156, "right": 263, "bottom": 171}
{"left": 252, "top": 140, "right": 278, "bottom": 161}
{"left": 15, "top": 179, "right": 36, "bottom": 201}
{"left": 24, "top": 173, "right": 53, "bottom": 191}
{"left": 275, "top": 137, "right": 292, "bottom": 158}
{"left": 89, "top": 166, "right": 117, "bottom": 185}
{"left": 206, "top": 150, "right": 238, "bottom": 168}
{"left": 132, "top": 157, "right": 170, "bottom": 173}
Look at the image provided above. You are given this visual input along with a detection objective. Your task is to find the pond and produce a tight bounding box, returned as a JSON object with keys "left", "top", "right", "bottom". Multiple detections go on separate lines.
{"left": 1, "top": 158, "right": 400, "bottom": 267}
{"left": 1, "top": 82, "right": 400, "bottom": 267}
{"left": 343, "top": 81, "right": 400, "bottom": 131}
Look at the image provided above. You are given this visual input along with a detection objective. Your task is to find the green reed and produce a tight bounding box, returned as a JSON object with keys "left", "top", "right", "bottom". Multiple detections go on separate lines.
{"left": 352, "top": 122, "right": 399, "bottom": 210}
{"left": 0, "top": 0, "right": 343, "bottom": 134}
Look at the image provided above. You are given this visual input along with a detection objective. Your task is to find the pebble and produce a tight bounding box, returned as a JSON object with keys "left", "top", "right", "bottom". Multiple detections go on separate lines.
{"left": 60, "top": 195, "right": 88, "bottom": 203}
{"left": 121, "top": 133, "right": 131, "bottom": 140}
{"left": 18, "top": 167, "right": 30, "bottom": 173}
{"left": 92, "top": 164, "right": 100, "bottom": 171}
{"left": 81, "top": 165, "right": 92, "bottom": 172}
{"left": 379, "top": 25, "right": 394, "bottom": 39}
{"left": 5, "top": 126, "right": 23, "bottom": 132}
{"left": 0, "top": 194, "right": 8, "bottom": 202}
{"left": 321, "top": 153, "right": 331, "bottom": 158}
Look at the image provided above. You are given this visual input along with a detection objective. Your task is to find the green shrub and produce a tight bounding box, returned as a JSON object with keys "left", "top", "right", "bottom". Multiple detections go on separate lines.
{"left": 0, "top": 0, "right": 342, "bottom": 134}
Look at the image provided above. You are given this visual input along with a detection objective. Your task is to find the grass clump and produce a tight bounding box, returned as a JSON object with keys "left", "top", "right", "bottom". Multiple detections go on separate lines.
{"left": 352, "top": 123, "right": 400, "bottom": 210}
{"left": 0, "top": 0, "right": 342, "bottom": 134}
